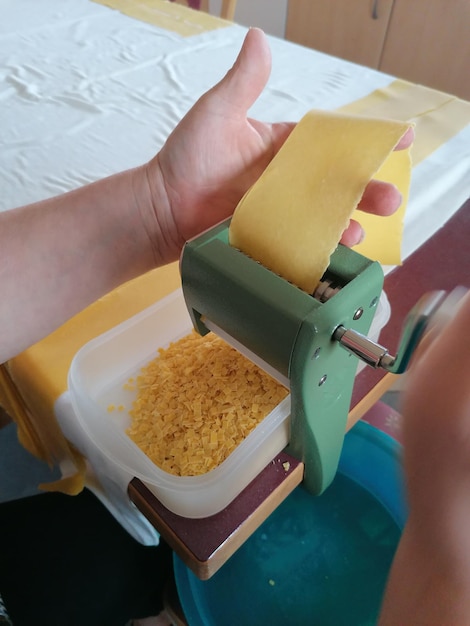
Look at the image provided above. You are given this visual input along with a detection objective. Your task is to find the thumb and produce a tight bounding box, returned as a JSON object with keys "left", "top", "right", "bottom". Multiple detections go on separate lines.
{"left": 212, "top": 28, "right": 272, "bottom": 114}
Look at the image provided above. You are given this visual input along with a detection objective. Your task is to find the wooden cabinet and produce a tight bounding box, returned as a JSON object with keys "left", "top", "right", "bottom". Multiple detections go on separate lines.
{"left": 285, "top": 0, "right": 394, "bottom": 69}
{"left": 380, "top": 0, "right": 470, "bottom": 100}
{"left": 285, "top": 0, "right": 470, "bottom": 100}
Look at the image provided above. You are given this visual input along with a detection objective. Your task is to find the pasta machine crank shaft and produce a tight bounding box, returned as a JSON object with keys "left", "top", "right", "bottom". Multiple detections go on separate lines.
{"left": 333, "top": 289, "right": 466, "bottom": 373}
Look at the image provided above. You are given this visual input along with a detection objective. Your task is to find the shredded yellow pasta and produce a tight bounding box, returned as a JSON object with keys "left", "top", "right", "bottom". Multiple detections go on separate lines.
{"left": 126, "top": 331, "right": 288, "bottom": 476}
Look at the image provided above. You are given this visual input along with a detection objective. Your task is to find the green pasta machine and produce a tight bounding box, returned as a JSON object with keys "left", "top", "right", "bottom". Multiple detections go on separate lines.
{"left": 181, "top": 218, "right": 386, "bottom": 496}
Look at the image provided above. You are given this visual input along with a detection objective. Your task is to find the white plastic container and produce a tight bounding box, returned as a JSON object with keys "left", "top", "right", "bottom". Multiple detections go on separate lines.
{"left": 68, "top": 288, "right": 390, "bottom": 519}
{"left": 68, "top": 289, "right": 291, "bottom": 518}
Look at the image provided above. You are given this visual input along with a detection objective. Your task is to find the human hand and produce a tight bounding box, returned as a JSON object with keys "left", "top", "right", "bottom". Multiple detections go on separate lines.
{"left": 145, "top": 28, "right": 413, "bottom": 264}
{"left": 378, "top": 289, "right": 470, "bottom": 625}
{"left": 401, "top": 289, "right": 470, "bottom": 518}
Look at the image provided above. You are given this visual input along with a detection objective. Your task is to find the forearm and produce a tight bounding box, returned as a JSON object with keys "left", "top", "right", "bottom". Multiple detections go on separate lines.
{"left": 380, "top": 520, "right": 470, "bottom": 626}
{"left": 380, "top": 293, "right": 470, "bottom": 625}
{"left": 0, "top": 164, "right": 168, "bottom": 362}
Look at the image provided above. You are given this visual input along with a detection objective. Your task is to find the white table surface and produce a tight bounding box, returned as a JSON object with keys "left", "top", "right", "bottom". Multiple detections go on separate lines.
{"left": 1, "top": 0, "right": 469, "bottom": 266}
{"left": 2, "top": 0, "right": 469, "bottom": 544}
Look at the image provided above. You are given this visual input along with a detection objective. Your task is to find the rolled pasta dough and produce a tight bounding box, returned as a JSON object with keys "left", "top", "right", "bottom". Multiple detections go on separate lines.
{"left": 229, "top": 110, "right": 411, "bottom": 293}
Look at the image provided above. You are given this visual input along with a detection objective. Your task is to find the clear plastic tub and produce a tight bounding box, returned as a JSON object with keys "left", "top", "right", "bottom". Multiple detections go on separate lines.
{"left": 68, "top": 289, "right": 291, "bottom": 518}
{"left": 68, "top": 288, "right": 390, "bottom": 519}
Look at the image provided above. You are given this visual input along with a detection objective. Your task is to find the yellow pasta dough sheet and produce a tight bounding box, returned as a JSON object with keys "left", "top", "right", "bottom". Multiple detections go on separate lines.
{"left": 229, "top": 110, "right": 412, "bottom": 294}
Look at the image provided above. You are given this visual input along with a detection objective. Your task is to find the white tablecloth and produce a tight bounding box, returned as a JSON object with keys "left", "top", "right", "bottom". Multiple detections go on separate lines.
{"left": 2, "top": 0, "right": 469, "bottom": 266}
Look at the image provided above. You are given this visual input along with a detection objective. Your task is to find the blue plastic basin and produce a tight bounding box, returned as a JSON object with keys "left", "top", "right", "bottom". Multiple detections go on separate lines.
{"left": 174, "top": 420, "right": 406, "bottom": 626}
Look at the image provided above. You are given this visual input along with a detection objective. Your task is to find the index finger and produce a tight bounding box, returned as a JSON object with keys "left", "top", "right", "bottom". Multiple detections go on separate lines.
{"left": 394, "top": 126, "right": 414, "bottom": 150}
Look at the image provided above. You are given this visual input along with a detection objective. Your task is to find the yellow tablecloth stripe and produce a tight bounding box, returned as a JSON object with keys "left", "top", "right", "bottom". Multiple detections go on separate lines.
{"left": 2, "top": 264, "right": 180, "bottom": 493}
{"left": 92, "top": 0, "right": 229, "bottom": 36}
{"left": 339, "top": 79, "right": 470, "bottom": 165}
{"left": 341, "top": 79, "right": 470, "bottom": 260}
{"left": 2, "top": 36, "right": 469, "bottom": 494}
{"left": 0, "top": 363, "right": 87, "bottom": 494}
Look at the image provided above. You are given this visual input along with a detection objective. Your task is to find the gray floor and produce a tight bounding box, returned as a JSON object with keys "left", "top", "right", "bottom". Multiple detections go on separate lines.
{"left": 0, "top": 413, "right": 60, "bottom": 503}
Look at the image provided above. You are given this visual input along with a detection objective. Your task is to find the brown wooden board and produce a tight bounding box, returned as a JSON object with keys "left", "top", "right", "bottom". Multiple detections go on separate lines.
{"left": 128, "top": 452, "right": 303, "bottom": 579}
